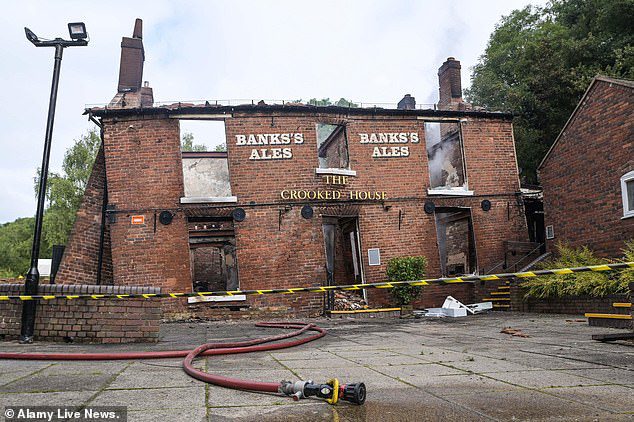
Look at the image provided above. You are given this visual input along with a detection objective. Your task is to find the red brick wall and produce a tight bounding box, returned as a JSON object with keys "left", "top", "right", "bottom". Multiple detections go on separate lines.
{"left": 221, "top": 112, "right": 526, "bottom": 311}
{"left": 540, "top": 79, "right": 634, "bottom": 258}
{"left": 56, "top": 147, "right": 113, "bottom": 285}
{"left": 102, "top": 117, "right": 191, "bottom": 292}
{"left": 59, "top": 108, "right": 526, "bottom": 317}
{"left": 0, "top": 284, "right": 161, "bottom": 343}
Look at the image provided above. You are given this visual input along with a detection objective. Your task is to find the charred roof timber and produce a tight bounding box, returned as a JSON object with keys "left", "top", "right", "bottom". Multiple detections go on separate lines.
{"left": 86, "top": 102, "right": 513, "bottom": 120}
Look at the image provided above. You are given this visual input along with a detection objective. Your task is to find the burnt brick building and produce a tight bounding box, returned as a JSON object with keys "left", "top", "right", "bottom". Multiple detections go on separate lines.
{"left": 56, "top": 21, "right": 528, "bottom": 318}
{"left": 539, "top": 76, "right": 634, "bottom": 258}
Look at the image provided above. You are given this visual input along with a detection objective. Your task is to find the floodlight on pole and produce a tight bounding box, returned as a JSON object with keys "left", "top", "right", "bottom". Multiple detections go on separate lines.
{"left": 19, "top": 24, "right": 88, "bottom": 344}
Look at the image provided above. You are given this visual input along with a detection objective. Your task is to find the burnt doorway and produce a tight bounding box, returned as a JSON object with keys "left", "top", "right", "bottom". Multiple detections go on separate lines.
{"left": 322, "top": 216, "right": 365, "bottom": 311}
{"left": 434, "top": 208, "right": 477, "bottom": 276}
{"left": 188, "top": 217, "right": 238, "bottom": 292}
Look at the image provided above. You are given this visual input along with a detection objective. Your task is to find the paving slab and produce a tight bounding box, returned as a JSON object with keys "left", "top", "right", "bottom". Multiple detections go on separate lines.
{"left": 107, "top": 362, "right": 201, "bottom": 389}
{"left": 88, "top": 386, "right": 205, "bottom": 411}
{"left": 483, "top": 369, "right": 610, "bottom": 389}
{"left": 0, "top": 373, "right": 114, "bottom": 394}
{"left": 560, "top": 368, "right": 634, "bottom": 386}
{"left": 447, "top": 389, "right": 610, "bottom": 421}
{"left": 127, "top": 407, "right": 207, "bottom": 422}
{"left": 546, "top": 384, "right": 634, "bottom": 413}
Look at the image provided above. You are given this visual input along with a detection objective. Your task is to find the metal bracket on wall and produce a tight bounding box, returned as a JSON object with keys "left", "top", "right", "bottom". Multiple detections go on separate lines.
{"left": 106, "top": 204, "right": 117, "bottom": 224}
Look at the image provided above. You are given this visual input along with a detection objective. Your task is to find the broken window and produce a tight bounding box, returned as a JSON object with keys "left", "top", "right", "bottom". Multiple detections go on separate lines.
{"left": 180, "top": 120, "right": 235, "bottom": 204}
{"left": 424, "top": 122, "right": 467, "bottom": 191}
{"left": 316, "top": 123, "right": 349, "bottom": 169}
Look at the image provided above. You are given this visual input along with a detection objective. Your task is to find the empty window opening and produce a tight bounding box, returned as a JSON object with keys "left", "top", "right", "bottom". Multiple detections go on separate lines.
{"left": 425, "top": 122, "right": 467, "bottom": 191}
{"left": 322, "top": 216, "right": 365, "bottom": 311}
{"left": 180, "top": 120, "right": 227, "bottom": 152}
{"left": 434, "top": 208, "right": 477, "bottom": 276}
{"left": 316, "top": 123, "right": 349, "bottom": 169}
{"left": 188, "top": 218, "right": 239, "bottom": 293}
{"left": 180, "top": 121, "right": 233, "bottom": 202}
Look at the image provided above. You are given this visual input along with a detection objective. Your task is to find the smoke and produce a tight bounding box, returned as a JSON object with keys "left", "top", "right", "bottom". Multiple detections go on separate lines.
{"left": 425, "top": 122, "right": 464, "bottom": 188}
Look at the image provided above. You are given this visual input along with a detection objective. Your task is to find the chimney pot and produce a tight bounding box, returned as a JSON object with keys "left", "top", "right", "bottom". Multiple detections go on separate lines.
{"left": 133, "top": 18, "right": 143, "bottom": 39}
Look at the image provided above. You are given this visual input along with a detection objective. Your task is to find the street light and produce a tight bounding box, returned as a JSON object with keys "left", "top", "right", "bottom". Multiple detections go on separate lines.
{"left": 19, "top": 23, "right": 89, "bottom": 344}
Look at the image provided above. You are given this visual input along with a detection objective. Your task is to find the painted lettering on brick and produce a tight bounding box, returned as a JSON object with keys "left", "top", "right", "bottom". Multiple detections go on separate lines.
{"left": 359, "top": 132, "right": 418, "bottom": 158}
{"left": 235, "top": 133, "right": 304, "bottom": 161}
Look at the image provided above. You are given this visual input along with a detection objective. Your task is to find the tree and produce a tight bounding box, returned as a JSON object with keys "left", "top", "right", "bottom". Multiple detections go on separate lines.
{"left": 306, "top": 98, "right": 359, "bottom": 107}
{"left": 35, "top": 129, "right": 101, "bottom": 247}
{"left": 181, "top": 132, "right": 206, "bottom": 151}
{"left": 215, "top": 143, "right": 227, "bottom": 152}
{"left": 0, "top": 217, "right": 38, "bottom": 277}
{"left": 466, "top": 0, "right": 634, "bottom": 183}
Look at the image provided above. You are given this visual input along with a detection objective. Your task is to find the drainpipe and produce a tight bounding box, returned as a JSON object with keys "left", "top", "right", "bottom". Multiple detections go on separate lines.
{"left": 96, "top": 126, "right": 107, "bottom": 286}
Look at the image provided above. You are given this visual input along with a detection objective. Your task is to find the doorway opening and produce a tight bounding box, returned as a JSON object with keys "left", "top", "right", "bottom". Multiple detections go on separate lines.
{"left": 322, "top": 216, "right": 365, "bottom": 311}
{"left": 188, "top": 217, "right": 238, "bottom": 292}
{"left": 434, "top": 208, "right": 477, "bottom": 276}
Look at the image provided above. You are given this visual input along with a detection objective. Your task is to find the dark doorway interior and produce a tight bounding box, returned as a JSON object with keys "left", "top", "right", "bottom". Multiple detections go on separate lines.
{"left": 322, "top": 216, "right": 364, "bottom": 311}
{"left": 524, "top": 197, "right": 545, "bottom": 251}
{"left": 188, "top": 217, "right": 238, "bottom": 292}
{"left": 434, "top": 208, "right": 477, "bottom": 276}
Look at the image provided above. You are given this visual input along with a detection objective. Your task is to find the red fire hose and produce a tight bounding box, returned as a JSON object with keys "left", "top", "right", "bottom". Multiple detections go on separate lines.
{"left": 0, "top": 322, "right": 366, "bottom": 404}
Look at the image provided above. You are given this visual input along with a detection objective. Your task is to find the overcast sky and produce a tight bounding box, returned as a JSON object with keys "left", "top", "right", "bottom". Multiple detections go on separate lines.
{"left": 0, "top": 0, "right": 545, "bottom": 224}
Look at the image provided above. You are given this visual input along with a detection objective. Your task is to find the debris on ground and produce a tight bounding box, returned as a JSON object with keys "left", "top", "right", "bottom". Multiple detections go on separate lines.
{"left": 414, "top": 296, "right": 493, "bottom": 318}
{"left": 334, "top": 291, "right": 367, "bottom": 311}
{"left": 500, "top": 327, "right": 530, "bottom": 337}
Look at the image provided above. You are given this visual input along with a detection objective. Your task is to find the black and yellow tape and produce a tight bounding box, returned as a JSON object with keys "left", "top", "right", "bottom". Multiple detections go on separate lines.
{"left": 1, "top": 262, "right": 632, "bottom": 301}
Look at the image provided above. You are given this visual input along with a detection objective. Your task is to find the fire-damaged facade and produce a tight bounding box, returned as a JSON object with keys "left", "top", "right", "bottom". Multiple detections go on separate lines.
{"left": 55, "top": 21, "right": 529, "bottom": 317}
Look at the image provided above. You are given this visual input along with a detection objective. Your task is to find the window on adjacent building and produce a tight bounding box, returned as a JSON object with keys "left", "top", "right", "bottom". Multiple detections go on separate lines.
{"left": 316, "top": 123, "right": 349, "bottom": 170}
{"left": 424, "top": 121, "right": 471, "bottom": 195}
{"left": 621, "top": 170, "right": 634, "bottom": 219}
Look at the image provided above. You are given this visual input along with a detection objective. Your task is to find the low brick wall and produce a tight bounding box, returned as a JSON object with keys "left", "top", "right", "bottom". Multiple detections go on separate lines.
{"left": 0, "top": 284, "right": 162, "bottom": 343}
{"left": 510, "top": 282, "right": 629, "bottom": 315}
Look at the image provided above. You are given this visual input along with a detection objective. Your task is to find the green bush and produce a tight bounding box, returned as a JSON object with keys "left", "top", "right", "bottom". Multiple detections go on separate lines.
{"left": 520, "top": 242, "right": 633, "bottom": 299}
{"left": 386, "top": 256, "right": 427, "bottom": 305}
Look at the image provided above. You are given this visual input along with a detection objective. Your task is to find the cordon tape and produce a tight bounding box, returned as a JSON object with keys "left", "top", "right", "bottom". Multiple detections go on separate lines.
{"left": 1, "top": 262, "right": 632, "bottom": 301}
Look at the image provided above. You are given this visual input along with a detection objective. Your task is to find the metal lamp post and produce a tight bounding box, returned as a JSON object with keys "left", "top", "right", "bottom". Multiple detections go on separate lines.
{"left": 19, "top": 23, "right": 89, "bottom": 344}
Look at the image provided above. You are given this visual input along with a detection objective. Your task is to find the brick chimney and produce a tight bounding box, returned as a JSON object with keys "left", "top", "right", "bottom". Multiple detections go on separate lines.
{"left": 109, "top": 19, "right": 153, "bottom": 108}
{"left": 437, "top": 57, "right": 466, "bottom": 111}
{"left": 397, "top": 94, "right": 416, "bottom": 110}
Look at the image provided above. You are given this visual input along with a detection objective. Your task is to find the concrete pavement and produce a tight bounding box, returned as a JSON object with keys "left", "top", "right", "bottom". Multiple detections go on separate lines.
{"left": 1, "top": 312, "right": 633, "bottom": 421}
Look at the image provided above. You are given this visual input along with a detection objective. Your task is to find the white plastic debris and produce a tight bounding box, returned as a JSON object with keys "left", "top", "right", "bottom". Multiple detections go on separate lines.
{"left": 415, "top": 296, "right": 493, "bottom": 318}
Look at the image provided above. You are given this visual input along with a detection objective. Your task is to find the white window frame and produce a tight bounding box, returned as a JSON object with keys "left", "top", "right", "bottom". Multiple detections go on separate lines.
{"left": 545, "top": 225, "right": 555, "bottom": 240}
{"left": 368, "top": 248, "right": 381, "bottom": 266}
{"left": 621, "top": 170, "right": 634, "bottom": 219}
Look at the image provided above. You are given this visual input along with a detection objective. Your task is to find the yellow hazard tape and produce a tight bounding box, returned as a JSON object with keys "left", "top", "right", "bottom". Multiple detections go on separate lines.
{"left": 0, "top": 262, "right": 632, "bottom": 301}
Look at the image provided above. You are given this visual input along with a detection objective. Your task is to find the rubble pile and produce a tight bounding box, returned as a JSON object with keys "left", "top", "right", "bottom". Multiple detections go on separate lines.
{"left": 333, "top": 291, "right": 367, "bottom": 311}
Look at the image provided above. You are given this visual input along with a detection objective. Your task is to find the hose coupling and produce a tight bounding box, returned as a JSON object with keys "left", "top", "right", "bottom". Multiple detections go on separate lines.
{"left": 279, "top": 379, "right": 366, "bottom": 405}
